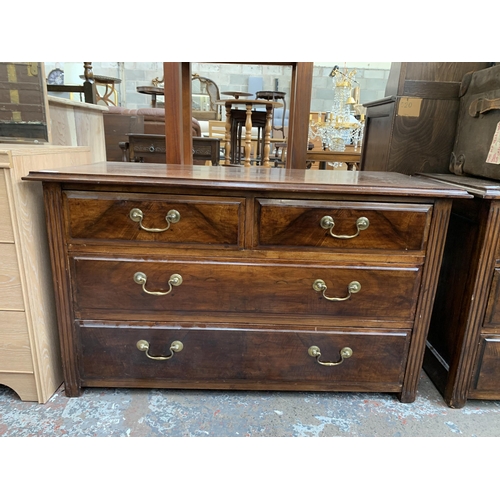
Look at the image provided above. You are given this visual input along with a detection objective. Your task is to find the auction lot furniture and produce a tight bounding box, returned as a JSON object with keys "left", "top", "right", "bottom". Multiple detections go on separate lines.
{"left": 422, "top": 173, "right": 500, "bottom": 407}
{"left": 0, "top": 144, "right": 91, "bottom": 402}
{"left": 24, "top": 164, "right": 468, "bottom": 401}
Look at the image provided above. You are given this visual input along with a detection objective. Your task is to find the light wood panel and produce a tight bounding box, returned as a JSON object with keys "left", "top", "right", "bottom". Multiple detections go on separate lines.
{"left": 0, "top": 144, "right": 91, "bottom": 402}
{"left": 0, "top": 169, "right": 14, "bottom": 242}
{"left": 0, "top": 243, "right": 24, "bottom": 310}
{"left": 0, "top": 311, "right": 33, "bottom": 372}
{"left": 48, "top": 96, "right": 107, "bottom": 163}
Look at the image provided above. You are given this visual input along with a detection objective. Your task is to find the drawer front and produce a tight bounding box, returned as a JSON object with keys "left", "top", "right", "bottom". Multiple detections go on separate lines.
{"left": 470, "top": 335, "right": 500, "bottom": 395}
{"left": 255, "top": 199, "right": 432, "bottom": 251}
{"left": 483, "top": 268, "right": 500, "bottom": 328}
{"left": 64, "top": 191, "right": 244, "bottom": 247}
{"left": 72, "top": 257, "right": 422, "bottom": 322}
{"left": 0, "top": 243, "right": 24, "bottom": 310}
{"left": 0, "top": 170, "right": 15, "bottom": 243}
{"left": 77, "top": 323, "right": 410, "bottom": 390}
{"left": 0, "top": 311, "right": 33, "bottom": 372}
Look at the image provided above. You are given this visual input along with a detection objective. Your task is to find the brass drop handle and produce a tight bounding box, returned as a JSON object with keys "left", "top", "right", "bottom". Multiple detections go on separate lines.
{"left": 320, "top": 215, "right": 369, "bottom": 239}
{"left": 129, "top": 208, "right": 180, "bottom": 233}
{"left": 313, "top": 279, "right": 361, "bottom": 301}
{"left": 134, "top": 272, "right": 183, "bottom": 296}
{"left": 308, "top": 345, "right": 353, "bottom": 366}
{"left": 137, "top": 340, "right": 183, "bottom": 360}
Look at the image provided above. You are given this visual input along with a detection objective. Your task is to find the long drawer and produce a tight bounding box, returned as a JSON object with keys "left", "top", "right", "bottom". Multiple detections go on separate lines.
{"left": 71, "top": 256, "right": 422, "bottom": 322}
{"left": 63, "top": 191, "right": 245, "bottom": 247}
{"left": 255, "top": 199, "right": 433, "bottom": 252}
{"left": 77, "top": 322, "right": 410, "bottom": 391}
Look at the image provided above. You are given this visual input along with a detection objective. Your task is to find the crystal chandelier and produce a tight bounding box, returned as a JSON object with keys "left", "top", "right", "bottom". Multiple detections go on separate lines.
{"left": 309, "top": 65, "right": 364, "bottom": 153}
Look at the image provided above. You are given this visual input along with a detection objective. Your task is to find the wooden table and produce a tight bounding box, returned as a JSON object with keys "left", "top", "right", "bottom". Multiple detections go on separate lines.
{"left": 136, "top": 86, "right": 164, "bottom": 108}
{"left": 306, "top": 147, "right": 362, "bottom": 170}
{"left": 221, "top": 91, "right": 253, "bottom": 99}
{"left": 216, "top": 99, "right": 283, "bottom": 167}
{"left": 81, "top": 74, "right": 121, "bottom": 106}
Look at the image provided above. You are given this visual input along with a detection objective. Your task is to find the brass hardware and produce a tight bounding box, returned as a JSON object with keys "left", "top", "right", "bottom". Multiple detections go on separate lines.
{"left": 308, "top": 345, "right": 353, "bottom": 366}
{"left": 134, "top": 272, "right": 183, "bottom": 296}
{"left": 129, "top": 208, "right": 180, "bottom": 233}
{"left": 136, "top": 340, "right": 184, "bottom": 360}
{"left": 313, "top": 279, "right": 361, "bottom": 301}
{"left": 320, "top": 215, "right": 369, "bottom": 239}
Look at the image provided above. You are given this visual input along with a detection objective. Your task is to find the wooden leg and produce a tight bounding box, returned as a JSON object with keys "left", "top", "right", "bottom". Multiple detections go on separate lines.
{"left": 244, "top": 104, "right": 252, "bottom": 167}
{"left": 263, "top": 104, "right": 272, "bottom": 167}
{"left": 224, "top": 103, "right": 232, "bottom": 166}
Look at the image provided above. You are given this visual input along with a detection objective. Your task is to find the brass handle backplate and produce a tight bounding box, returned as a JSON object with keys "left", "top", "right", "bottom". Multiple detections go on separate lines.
{"left": 137, "top": 340, "right": 183, "bottom": 360}
{"left": 313, "top": 279, "right": 361, "bottom": 301}
{"left": 134, "top": 272, "right": 183, "bottom": 296}
{"left": 130, "top": 208, "right": 180, "bottom": 233}
{"left": 308, "top": 345, "right": 353, "bottom": 366}
{"left": 320, "top": 215, "right": 369, "bottom": 239}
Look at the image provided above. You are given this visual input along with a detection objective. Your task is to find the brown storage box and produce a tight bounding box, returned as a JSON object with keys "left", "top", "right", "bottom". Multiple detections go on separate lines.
{"left": 450, "top": 64, "right": 500, "bottom": 180}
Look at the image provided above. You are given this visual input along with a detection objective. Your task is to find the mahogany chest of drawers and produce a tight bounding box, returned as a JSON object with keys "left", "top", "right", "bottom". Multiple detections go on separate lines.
{"left": 24, "top": 164, "right": 468, "bottom": 402}
{"left": 423, "top": 174, "right": 500, "bottom": 407}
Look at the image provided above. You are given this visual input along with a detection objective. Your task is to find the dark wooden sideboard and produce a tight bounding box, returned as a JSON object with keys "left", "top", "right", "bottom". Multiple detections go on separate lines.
{"left": 24, "top": 164, "right": 469, "bottom": 401}
{"left": 121, "top": 134, "right": 220, "bottom": 165}
{"left": 422, "top": 173, "right": 500, "bottom": 407}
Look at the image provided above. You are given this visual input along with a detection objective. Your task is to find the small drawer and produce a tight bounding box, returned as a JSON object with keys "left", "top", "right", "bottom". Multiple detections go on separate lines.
{"left": 0, "top": 171, "right": 15, "bottom": 243}
{"left": 0, "top": 243, "right": 24, "bottom": 310}
{"left": 72, "top": 257, "right": 422, "bottom": 323}
{"left": 255, "top": 199, "right": 432, "bottom": 252}
{"left": 77, "top": 322, "right": 410, "bottom": 391}
{"left": 64, "top": 191, "right": 244, "bottom": 247}
{"left": 470, "top": 335, "right": 500, "bottom": 395}
{"left": 0, "top": 311, "right": 33, "bottom": 372}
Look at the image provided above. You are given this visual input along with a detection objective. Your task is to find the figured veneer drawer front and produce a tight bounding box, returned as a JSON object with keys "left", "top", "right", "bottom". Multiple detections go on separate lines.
{"left": 0, "top": 243, "right": 24, "bottom": 310}
{"left": 77, "top": 323, "right": 410, "bottom": 390}
{"left": 0, "top": 311, "right": 33, "bottom": 372}
{"left": 72, "top": 257, "right": 422, "bottom": 322}
{"left": 255, "top": 199, "right": 432, "bottom": 251}
{"left": 63, "top": 191, "right": 244, "bottom": 247}
{"left": 471, "top": 335, "right": 500, "bottom": 394}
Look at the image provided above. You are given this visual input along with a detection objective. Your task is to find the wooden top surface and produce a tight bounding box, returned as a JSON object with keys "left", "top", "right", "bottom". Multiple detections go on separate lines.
{"left": 420, "top": 173, "right": 500, "bottom": 199}
{"left": 216, "top": 99, "right": 283, "bottom": 108}
{"left": 23, "top": 163, "right": 471, "bottom": 198}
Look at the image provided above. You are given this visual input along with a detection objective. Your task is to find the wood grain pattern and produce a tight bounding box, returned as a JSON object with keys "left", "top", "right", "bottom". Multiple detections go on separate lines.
{"left": 71, "top": 257, "right": 422, "bottom": 322}
{"left": 0, "top": 145, "right": 91, "bottom": 402}
{"left": 0, "top": 243, "right": 24, "bottom": 310}
{"left": 78, "top": 323, "right": 410, "bottom": 391}
{"left": 25, "top": 165, "right": 465, "bottom": 400}
{"left": 256, "top": 199, "right": 432, "bottom": 251}
{"left": 64, "top": 191, "right": 244, "bottom": 246}
{"left": 0, "top": 169, "right": 15, "bottom": 242}
{"left": 0, "top": 311, "right": 33, "bottom": 371}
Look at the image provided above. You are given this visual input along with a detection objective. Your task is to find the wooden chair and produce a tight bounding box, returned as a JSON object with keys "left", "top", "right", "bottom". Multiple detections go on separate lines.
{"left": 208, "top": 120, "right": 226, "bottom": 139}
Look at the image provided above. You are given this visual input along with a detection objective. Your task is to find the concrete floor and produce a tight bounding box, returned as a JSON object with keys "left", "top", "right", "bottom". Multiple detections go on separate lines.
{"left": 2, "top": 370, "right": 500, "bottom": 437}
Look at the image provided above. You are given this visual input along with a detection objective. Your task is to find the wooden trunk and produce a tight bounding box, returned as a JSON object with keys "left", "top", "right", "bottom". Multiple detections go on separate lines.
{"left": 360, "top": 62, "right": 491, "bottom": 175}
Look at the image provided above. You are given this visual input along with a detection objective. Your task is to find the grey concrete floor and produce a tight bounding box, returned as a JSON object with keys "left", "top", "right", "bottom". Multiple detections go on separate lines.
{"left": 2, "top": 370, "right": 500, "bottom": 437}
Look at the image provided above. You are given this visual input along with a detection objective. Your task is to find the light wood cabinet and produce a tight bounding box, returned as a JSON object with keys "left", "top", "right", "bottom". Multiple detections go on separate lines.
{"left": 0, "top": 144, "right": 91, "bottom": 402}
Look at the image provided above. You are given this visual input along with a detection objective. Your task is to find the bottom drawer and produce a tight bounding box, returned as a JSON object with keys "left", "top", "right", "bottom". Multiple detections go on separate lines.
{"left": 77, "top": 322, "right": 411, "bottom": 392}
{"left": 470, "top": 334, "right": 500, "bottom": 396}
